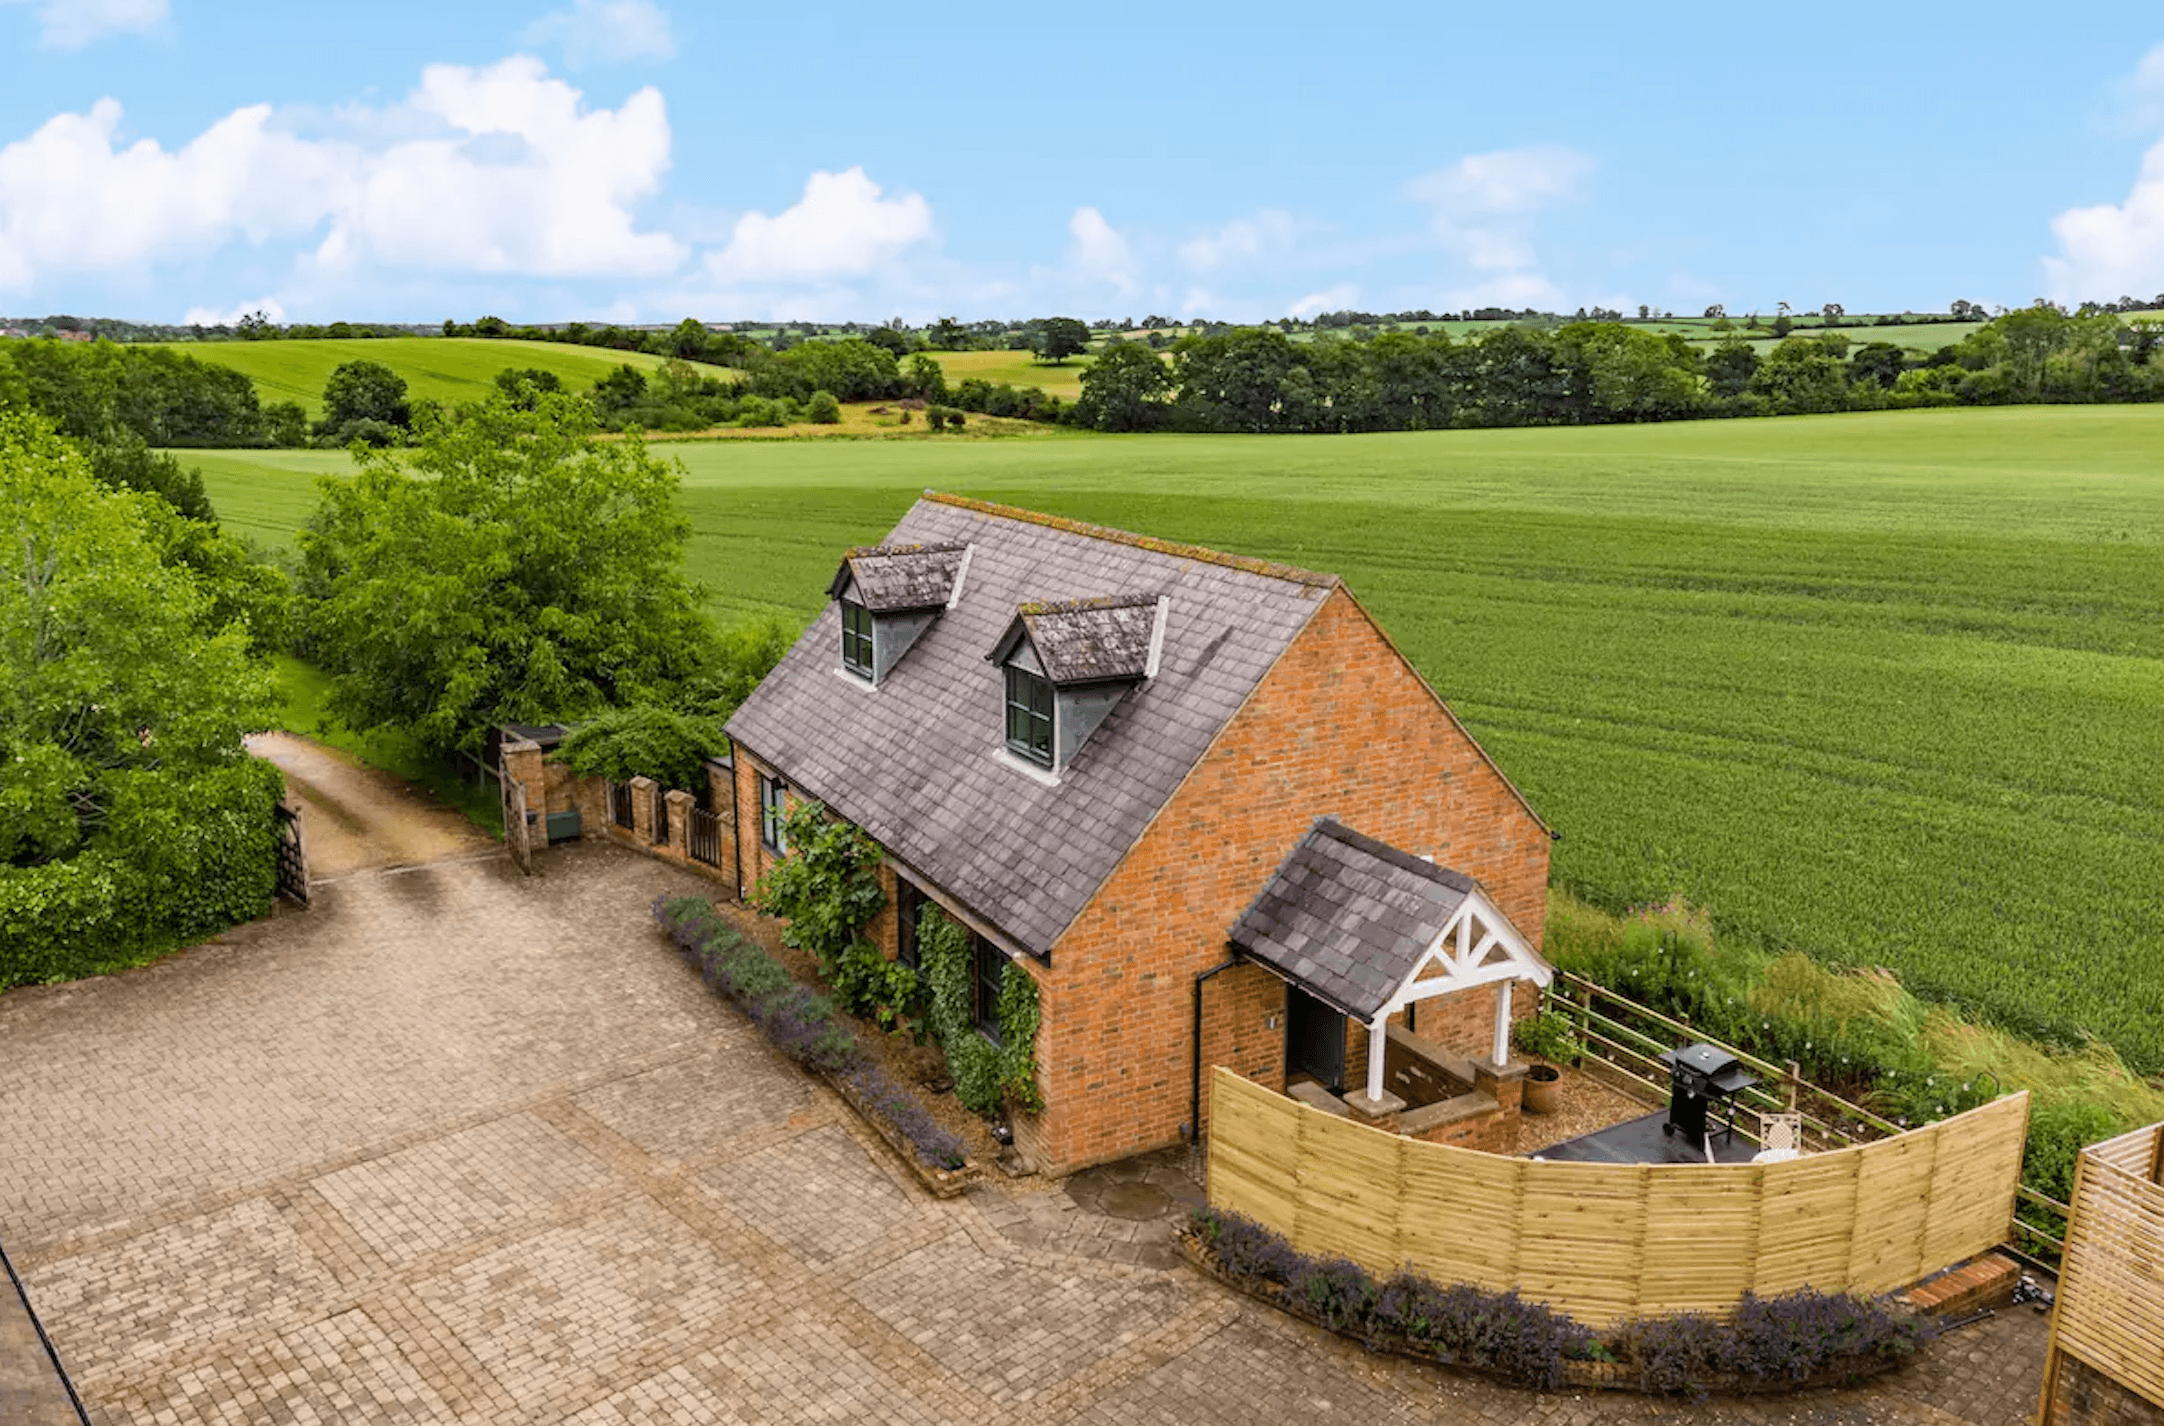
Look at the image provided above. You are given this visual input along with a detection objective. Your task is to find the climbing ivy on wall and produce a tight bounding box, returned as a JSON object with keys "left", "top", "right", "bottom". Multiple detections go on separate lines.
{"left": 918, "top": 905, "right": 1043, "bottom": 1117}
{"left": 754, "top": 800, "right": 921, "bottom": 1035}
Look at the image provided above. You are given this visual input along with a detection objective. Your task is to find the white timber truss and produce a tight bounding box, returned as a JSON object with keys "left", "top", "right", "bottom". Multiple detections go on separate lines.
{"left": 1361, "top": 888, "right": 1552, "bottom": 1103}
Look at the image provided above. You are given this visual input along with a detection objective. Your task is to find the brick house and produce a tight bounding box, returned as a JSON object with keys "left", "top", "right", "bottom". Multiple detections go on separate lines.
{"left": 724, "top": 494, "right": 1553, "bottom": 1174}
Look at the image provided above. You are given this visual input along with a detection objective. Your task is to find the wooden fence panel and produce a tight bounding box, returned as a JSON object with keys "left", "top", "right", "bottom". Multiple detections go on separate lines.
{"left": 1516, "top": 1162, "right": 1645, "bottom": 1325}
{"left": 1846, "top": 1130, "right": 1938, "bottom": 1292}
{"left": 1921, "top": 1094, "right": 2028, "bottom": 1269}
{"left": 1209, "top": 1074, "right": 1300, "bottom": 1231}
{"left": 1399, "top": 1149, "right": 1519, "bottom": 1290}
{"left": 2048, "top": 1141, "right": 2164, "bottom": 1412}
{"left": 1206, "top": 1069, "right": 2029, "bottom": 1330}
{"left": 1291, "top": 1108, "right": 1404, "bottom": 1269}
{"left": 1639, "top": 1164, "right": 1763, "bottom": 1315}
{"left": 1750, "top": 1156, "right": 1858, "bottom": 1296}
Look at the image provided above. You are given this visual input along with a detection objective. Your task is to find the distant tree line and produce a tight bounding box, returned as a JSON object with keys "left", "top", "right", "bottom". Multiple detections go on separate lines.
{"left": 1069, "top": 307, "right": 2164, "bottom": 433}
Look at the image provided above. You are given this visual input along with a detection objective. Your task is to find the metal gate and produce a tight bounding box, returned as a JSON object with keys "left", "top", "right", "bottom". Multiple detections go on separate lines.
{"left": 273, "top": 803, "right": 309, "bottom": 906}
{"left": 689, "top": 806, "right": 721, "bottom": 866}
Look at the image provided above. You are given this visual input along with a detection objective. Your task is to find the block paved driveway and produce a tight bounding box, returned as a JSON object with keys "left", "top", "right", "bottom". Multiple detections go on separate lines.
{"left": 0, "top": 837, "right": 2051, "bottom": 1425}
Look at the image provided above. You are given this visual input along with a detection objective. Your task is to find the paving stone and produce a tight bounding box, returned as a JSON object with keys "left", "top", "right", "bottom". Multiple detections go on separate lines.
{"left": 573, "top": 1042, "right": 809, "bottom": 1165}
{"left": 700, "top": 1126, "right": 918, "bottom": 1268}
{"left": 412, "top": 1197, "right": 763, "bottom": 1415}
{"left": 312, "top": 1113, "right": 613, "bottom": 1267}
{"left": 846, "top": 1232, "right": 1185, "bottom": 1406}
{"left": 91, "top": 1309, "right": 452, "bottom": 1426}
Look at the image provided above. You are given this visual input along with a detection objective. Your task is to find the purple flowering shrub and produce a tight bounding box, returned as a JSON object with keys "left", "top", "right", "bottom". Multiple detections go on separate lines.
{"left": 653, "top": 897, "right": 968, "bottom": 1170}
{"left": 1186, "top": 1207, "right": 1927, "bottom": 1395}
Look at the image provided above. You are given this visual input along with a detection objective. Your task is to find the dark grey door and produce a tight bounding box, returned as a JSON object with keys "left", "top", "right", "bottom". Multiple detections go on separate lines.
{"left": 1286, "top": 986, "right": 1346, "bottom": 1092}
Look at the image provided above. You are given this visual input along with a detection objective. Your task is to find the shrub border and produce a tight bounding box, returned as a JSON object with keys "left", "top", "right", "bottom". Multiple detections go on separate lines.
{"left": 652, "top": 896, "right": 978, "bottom": 1197}
{"left": 1179, "top": 1209, "right": 1929, "bottom": 1398}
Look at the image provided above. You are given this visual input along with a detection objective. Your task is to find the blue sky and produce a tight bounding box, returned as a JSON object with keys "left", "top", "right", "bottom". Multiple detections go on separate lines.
{"left": 2, "top": 0, "right": 2162, "bottom": 325}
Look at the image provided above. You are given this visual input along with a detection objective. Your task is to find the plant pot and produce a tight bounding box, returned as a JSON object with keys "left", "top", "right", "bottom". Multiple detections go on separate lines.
{"left": 1523, "top": 1063, "right": 1563, "bottom": 1115}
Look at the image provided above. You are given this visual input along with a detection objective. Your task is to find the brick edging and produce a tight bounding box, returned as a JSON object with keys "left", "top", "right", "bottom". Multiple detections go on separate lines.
{"left": 823, "top": 1067, "right": 981, "bottom": 1199}
{"left": 1175, "top": 1231, "right": 1915, "bottom": 1397}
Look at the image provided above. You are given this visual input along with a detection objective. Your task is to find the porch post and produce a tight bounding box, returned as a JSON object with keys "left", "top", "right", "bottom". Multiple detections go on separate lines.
{"left": 1367, "top": 1015, "right": 1388, "bottom": 1101}
{"left": 1491, "top": 979, "right": 1514, "bottom": 1065}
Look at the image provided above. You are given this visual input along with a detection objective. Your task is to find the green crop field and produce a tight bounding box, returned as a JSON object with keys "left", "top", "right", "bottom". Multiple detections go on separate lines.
{"left": 921, "top": 348, "right": 1092, "bottom": 399}
{"left": 142, "top": 337, "right": 733, "bottom": 417}
{"left": 191, "top": 406, "right": 2164, "bottom": 1068}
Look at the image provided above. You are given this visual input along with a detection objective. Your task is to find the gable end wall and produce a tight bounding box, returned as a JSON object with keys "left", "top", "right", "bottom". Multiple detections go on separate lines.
{"left": 1020, "top": 586, "right": 1550, "bottom": 1173}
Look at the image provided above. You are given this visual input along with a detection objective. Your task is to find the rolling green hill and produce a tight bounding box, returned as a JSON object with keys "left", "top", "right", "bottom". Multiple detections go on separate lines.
{"left": 142, "top": 337, "right": 734, "bottom": 417}
{"left": 193, "top": 406, "right": 2164, "bottom": 1067}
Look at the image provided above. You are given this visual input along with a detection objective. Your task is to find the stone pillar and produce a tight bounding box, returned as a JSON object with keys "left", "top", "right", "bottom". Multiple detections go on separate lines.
{"left": 501, "top": 738, "right": 544, "bottom": 853}
{"left": 1342, "top": 1087, "right": 1406, "bottom": 1135}
{"left": 664, "top": 789, "right": 693, "bottom": 860}
{"left": 631, "top": 775, "right": 658, "bottom": 845}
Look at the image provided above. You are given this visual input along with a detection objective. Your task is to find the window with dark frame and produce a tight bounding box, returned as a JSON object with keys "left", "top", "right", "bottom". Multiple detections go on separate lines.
{"left": 840, "top": 599, "right": 874, "bottom": 678}
{"left": 1004, "top": 664, "right": 1053, "bottom": 766}
{"left": 759, "top": 773, "right": 787, "bottom": 852}
{"left": 896, "top": 879, "right": 924, "bottom": 970}
{"left": 973, "top": 933, "right": 1006, "bottom": 1044}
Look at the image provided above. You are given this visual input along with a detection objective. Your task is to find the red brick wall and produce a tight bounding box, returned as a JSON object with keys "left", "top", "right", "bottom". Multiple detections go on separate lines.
{"left": 2045, "top": 1352, "right": 2164, "bottom": 1426}
{"left": 1024, "top": 586, "right": 1552, "bottom": 1172}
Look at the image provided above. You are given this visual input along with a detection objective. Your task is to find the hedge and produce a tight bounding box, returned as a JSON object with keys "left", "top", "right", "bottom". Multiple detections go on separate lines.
{"left": 0, "top": 758, "right": 285, "bottom": 987}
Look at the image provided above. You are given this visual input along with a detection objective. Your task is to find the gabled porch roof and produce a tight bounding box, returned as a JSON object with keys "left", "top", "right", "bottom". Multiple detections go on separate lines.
{"left": 1228, "top": 817, "right": 1550, "bottom": 1024}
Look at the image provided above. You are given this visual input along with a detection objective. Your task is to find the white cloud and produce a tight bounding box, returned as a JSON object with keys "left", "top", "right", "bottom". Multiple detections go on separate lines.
{"left": 521, "top": 0, "right": 675, "bottom": 68}
{"left": 1179, "top": 286, "right": 1215, "bottom": 316}
{"left": 0, "top": 0, "right": 166, "bottom": 49}
{"left": 704, "top": 168, "right": 933, "bottom": 283}
{"left": 2044, "top": 135, "right": 2164, "bottom": 302}
{"left": 1178, "top": 209, "right": 1294, "bottom": 272}
{"left": 312, "top": 58, "right": 683, "bottom": 278}
{"left": 2107, "top": 43, "right": 2164, "bottom": 135}
{"left": 1287, "top": 283, "right": 1358, "bottom": 318}
{"left": 1067, "top": 206, "right": 1137, "bottom": 295}
{"left": 0, "top": 57, "right": 685, "bottom": 296}
{"left": 181, "top": 295, "right": 286, "bottom": 327}
{"left": 1403, "top": 145, "right": 1589, "bottom": 304}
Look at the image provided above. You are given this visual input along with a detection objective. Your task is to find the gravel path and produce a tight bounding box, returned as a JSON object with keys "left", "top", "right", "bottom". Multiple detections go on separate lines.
{"left": 244, "top": 732, "right": 497, "bottom": 878}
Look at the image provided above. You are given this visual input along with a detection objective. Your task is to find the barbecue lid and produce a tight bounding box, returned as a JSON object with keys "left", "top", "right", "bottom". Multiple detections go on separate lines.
{"left": 1660, "top": 1042, "right": 1756, "bottom": 1094}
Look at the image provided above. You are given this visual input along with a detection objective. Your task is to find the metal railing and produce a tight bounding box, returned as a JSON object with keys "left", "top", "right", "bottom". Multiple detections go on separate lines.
{"left": 653, "top": 791, "right": 671, "bottom": 846}
{"left": 608, "top": 781, "right": 633, "bottom": 830}
{"left": 689, "top": 806, "right": 722, "bottom": 866}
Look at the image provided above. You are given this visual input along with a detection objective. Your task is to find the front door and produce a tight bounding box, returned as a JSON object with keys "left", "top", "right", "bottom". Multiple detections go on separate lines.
{"left": 1286, "top": 986, "right": 1347, "bottom": 1092}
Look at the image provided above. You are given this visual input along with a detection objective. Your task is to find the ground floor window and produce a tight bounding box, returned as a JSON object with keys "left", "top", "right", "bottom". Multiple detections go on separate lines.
{"left": 759, "top": 773, "right": 787, "bottom": 852}
{"left": 973, "top": 933, "right": 1006, "bottom": 1043}
{"left": 896, "top": 879, "right": 925, "bottom": 969}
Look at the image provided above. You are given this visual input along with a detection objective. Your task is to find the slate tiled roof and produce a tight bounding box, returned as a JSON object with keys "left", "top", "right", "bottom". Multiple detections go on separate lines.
{"left": 1229, "top": 818, "right": 1481, "bottom": 1021}
{"left": 827, "top": 543, "right": 968, "bottom": 612}
{"left": 725, "top": 494, "right": 1338, "bottom": 958}
{"left": 992, "top": 596, "right": 1159, "bottom": 685}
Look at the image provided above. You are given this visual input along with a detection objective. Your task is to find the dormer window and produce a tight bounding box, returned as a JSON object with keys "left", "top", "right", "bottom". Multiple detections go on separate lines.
{"left": 825, "top": 543, "right": 970, "bottom": 686}
{"left": 988, "top": 594, "right": 1169, "bottom": 774}
{"left": 841, "top": 600, "right": 874, "bottom": 679}
{"left": 1005, "top": 664, "right": 1054, "bottom": 765}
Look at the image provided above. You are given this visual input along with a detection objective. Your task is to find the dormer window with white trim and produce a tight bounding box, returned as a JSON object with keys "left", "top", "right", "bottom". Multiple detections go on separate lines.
{"left": 988, "top": 594, "right": 1168, "bottom": 774}
{"left": 825, "top": 543, "right": 969, "bottom": 686}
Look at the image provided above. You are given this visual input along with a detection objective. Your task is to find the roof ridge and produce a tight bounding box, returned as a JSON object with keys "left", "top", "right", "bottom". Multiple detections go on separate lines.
{"left": 844, "top": 541, "right": 968, "bottom": 560}
{"left": 923, "top": 492, "right": 1339, "bottom": 589}
{"left": 1019, "top": 594, "right": 1160, "bottom": 616}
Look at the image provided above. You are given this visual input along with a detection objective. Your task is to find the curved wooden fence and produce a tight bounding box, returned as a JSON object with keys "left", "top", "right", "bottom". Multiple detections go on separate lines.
{"left": 1206, "top": 1067, "right": 2028, "bottom": 1327}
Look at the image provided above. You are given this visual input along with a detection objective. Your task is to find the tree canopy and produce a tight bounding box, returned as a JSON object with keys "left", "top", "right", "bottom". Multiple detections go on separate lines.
{"left": 1031, "top": 317, "right": 1091, "bottom": 365}
{"left": 315, "top": 358, "right": 412, "bottom": 445}
{"left": 0, "top": 413, "right": 274, "bottom": 866}
{"left": 298, "top": 391, "right": 716, "bottom": 754}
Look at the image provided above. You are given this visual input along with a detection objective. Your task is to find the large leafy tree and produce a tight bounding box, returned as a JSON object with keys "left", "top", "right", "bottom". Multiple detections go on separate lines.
{"left": 0, "top": 413, "right": 273, "bottom": 865}
{"left": 315, "top": 358, "right": 411, "bottom": 444}
{"left": 299, "top": 391, "right": 716, "bottom": 754}
{"left": 1031, "top": 316, "right": 1092, "bottom": 365}
{"left": 1074, "top": 339, "right": 1172, "bottom": 430}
